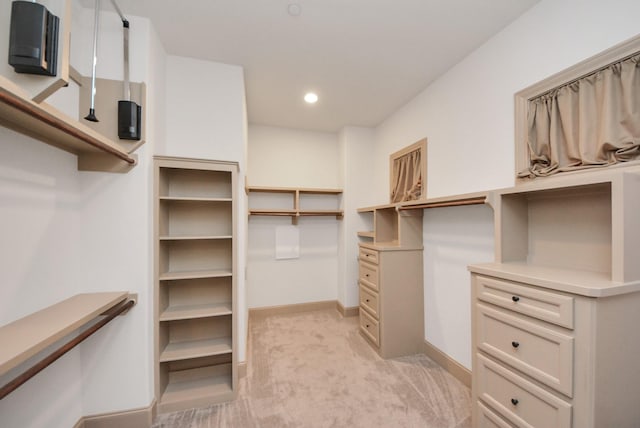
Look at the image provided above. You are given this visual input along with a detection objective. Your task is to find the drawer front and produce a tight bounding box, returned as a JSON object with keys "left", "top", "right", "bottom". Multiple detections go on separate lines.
{"left": 476, "top": 275, "right": 574, "bottom": 329}
{"left": 476, "top": 354, "right": 572, "bottom": 428}
{"left": 477, "top": 401, "right": 516, "bottom": 428}
{"left": 477, "top": 304, "right": 574, "bottom": 397}
{"left": 359, "top": 261, "right": 379, "bottom": 291}
{"left": 359, "top": 247, "right": 379, "bottom": 264}
{"left": 359, "top": 309, "right": 379, "bottom": 347}
{"left": 359, "top": 285, "right": 379, "bottom": 318}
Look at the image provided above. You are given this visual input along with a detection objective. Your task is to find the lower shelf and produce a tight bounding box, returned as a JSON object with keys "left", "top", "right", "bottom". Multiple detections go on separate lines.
{"left": 159, "top": 363, "right": 234, "bottom": 414}
{"left": 160, "top": 337, "right": 232, "bottom": 362}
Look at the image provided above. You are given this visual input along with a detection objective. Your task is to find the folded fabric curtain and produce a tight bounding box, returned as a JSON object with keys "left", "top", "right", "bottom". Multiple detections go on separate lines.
{"left": 519, "top": 53, "right": 640, "bottom": 178}
{"left": 390, "top": 148, "right": 422, "bottom": 202}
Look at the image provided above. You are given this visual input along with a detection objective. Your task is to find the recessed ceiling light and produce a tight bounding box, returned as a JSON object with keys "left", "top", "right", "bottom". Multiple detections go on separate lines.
{"left": 288, "top": 3, "right": 301, "bottom": 16}
{"left": 304, "top": 92, "right": 318, "bottom": 104}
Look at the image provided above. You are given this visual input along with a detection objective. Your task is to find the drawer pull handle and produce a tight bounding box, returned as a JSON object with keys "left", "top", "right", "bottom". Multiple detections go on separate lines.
{"left": 512, "top": 296, "right": 520, "bottom": 302}
{"left": 365, "top": 274, "right": 370, "bottom": 277}
{"left": 366, "top": 324, "right": 370, "bottom": 328}
{"left": 511, "top": 398, "right": 519, "bottom": 406}
{"left": 511, "top": 341, "right": 520, "bottom": 348}
{"left": 365, "top": 299, "right": 370, "bottom": 303}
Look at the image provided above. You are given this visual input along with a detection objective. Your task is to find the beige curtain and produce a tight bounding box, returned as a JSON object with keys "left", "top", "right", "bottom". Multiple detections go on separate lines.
{"left": 519, "top": 53, "right": 640, "bottom": 178}
{"left": 390, "top": 149, "right": 422, "bottom": 202}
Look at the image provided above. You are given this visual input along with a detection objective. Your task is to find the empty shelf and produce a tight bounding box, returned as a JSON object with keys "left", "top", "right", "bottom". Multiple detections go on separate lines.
{"left": 159, "top": 196, "right": 232, "bottom": 202}
{"left": 160, "top": 337, "right": 232, "bottom": 363}
{"left": 159, "top": 269, "right": 233, "bottom": 281}
{"left": 159, "top": 369, "right": 233, "bottom": 413}
{"left": 0, "top": 292, "right": 128, "bottom": 375}
{"left": 159, "top": 235, "right": 232, "bottom": 241}
{"left": 160, "top": 302, "right": 233, "bottom": 321}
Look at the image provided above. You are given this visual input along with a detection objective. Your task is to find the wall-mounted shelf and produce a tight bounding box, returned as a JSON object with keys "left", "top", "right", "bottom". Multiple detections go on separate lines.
{"left": 247, "top": 186, "right": 343, "bottom": 224}
{"left": 0, "top": 72, "right": 144, "bottom": 173}
{"left": 0, "top": 292, "right": 131, "bottom": 376}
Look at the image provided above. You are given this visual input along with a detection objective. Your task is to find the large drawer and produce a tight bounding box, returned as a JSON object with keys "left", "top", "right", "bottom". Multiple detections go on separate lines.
{"left": 359, "top": 246, "right": 379, "bottom": 264}
{"left": 359, "top": 284, "right": 379, "bottom": 318}
{"left": 476, "top": 354, "right": 572, "bottom": 428}
{"left": 359, "top": 308, "right": 379, "bottom": 347}
{"left": 359, "top": 261, "right": 379, "bottom": 291}
{"left": 477, "top": 304, "right": 574, "bottom": 397}
{"left": 476, "top": 275, "right": 574, "bottom": 329}
{"left": 477, "top": 401, "right": 515, "bottom": 428}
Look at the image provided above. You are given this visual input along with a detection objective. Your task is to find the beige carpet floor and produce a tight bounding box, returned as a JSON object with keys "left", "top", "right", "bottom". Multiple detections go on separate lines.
{"left": 152, "top": 309, "right": 471, "bottom": 428}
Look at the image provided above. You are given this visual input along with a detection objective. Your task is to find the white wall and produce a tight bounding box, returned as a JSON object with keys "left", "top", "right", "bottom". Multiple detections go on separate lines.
{"left": 372, "top": 0, "right": 640, "bottom": 369}
{"left": 247, "top": 125, "right": 340, "bottom": 188}
{"left": 161, "top": 55, "right": 249, "bottom": 362}
{"left": 247, "top": 125, "right": 341, "bottom": 308}
{"left": 338, "top": 127, "right": 376, "bottom": 308}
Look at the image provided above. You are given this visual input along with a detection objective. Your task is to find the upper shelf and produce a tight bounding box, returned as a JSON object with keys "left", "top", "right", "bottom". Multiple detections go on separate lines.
{"left": 0, "top": 74, "right": 142, "bottom": 173}
{"left": 0, "top": 292, "right": 130, "bottom": 376}
{"left": 246, "top": 185, "right": 343, "bottom": 224}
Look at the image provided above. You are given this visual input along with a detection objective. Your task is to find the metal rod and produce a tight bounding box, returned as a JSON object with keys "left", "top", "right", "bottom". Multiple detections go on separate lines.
{"left": 0, "top": 299, "right": 135, "bottom": 400}
{"left": 109, "top": 0, "right": 130, "bottom": 101}
{"left": 84, "top": 0, "right": 101, "bottom": 122}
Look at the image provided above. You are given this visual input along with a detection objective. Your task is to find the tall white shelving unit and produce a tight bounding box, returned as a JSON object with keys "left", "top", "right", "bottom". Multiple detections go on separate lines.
{"left": 154, "top": 156, "right": 238, "bottom": 414}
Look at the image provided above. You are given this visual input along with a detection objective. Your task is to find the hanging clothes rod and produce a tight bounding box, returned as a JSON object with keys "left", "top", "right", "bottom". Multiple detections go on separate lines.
{"left": 0, "top": 298, "right": 135, "bottom": 400}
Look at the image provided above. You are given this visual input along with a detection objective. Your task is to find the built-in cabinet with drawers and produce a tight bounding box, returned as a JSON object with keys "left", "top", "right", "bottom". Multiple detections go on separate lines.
{"left": 154, "top": 156, "right": 238, "bottom": 414}
{"left": 469, "top": 167, "right": 640, "bottom": 428}
{"left": 357, "top": 204, "right": 424, "bottom": 358}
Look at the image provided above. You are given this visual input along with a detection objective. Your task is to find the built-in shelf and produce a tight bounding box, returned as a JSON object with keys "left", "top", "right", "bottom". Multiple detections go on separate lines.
{"left": 398, "top": 192, "right": 487, "bottom": 210}
{"left": 159, "top": 235, "right": 232, "bottom": 241}
{"left": 159, "top": 269, "right": 233, "bottom": 281}
{"left": 155, "top": 157, "right": 238, "bottom": 413}
{"left": 0, "top": 292, "right": 129, "bottom": 375}
{"left": 160, "top": 302, "right": 233, "bottom": 321}
{"left": 159, "top": 366, "right": 233, "bottom": 413}
{"left": 247, "top": 185, "right": 343, "bottom": 224}
{"left": 357, "top": 231, "right": 374, "bottom": 239}
{"left": 160, "top": 337, "right": 232, "bottom": 363}
{"left": 0, "top": 74, "right": 144, "bottom": 173}
{"left": 159, "top": 197, "right": 233, "bottom": 203}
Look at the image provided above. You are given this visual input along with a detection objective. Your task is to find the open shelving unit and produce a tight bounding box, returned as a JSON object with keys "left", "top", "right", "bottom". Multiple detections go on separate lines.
{"left": 154, "top": 156, "right": 238, "bottom": 414}
{"left": 247, "top": 185, "right": 343, "bottom": 224}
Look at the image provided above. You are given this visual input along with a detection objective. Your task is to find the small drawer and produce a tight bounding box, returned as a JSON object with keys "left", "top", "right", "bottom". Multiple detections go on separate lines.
{"left": 476, "top": 354, "right": 572, "bottom": 428}
{"left": 359, "top": 246, "right": 379, "bottom": 264}
{"left": 359, "top": 261, "right": 379, "bottom": 291}
{"left": 475, "top": 275, "right": 574, "bottom": 329}
{"left": 477, "top": 401, "right": 516, "bottom": 428}
{"left": 359, "top": 285, "right": 379, "bottom": 318}
{"left": 359, "top": 309, "right": 379, "bottom": 347}
{"left": 477, "top": 304, "right": 574, "bottom": 397}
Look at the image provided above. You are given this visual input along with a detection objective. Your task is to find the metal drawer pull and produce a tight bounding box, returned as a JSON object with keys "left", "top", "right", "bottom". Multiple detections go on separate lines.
{"left": 511, "top": 398, "right": 519, "bottom": 406}
{"left": 366, "top": 324, "right": 370, "bottom": 328}
{"left": 365, "top": 299, "right": 370, "bottom": 302}
{"left": 511, "top": 341, "right": 520, "bottom": 348}
{"left": 512, "top": 296, "right": 520, "bottom": 302}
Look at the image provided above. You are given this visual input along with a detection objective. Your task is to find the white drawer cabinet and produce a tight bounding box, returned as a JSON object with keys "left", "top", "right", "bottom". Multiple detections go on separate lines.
{"left": 358, "top": 244, "right": 423, "bottom": 358}
{"left": 470, "top": 271, "right": 640, "bottom": 428}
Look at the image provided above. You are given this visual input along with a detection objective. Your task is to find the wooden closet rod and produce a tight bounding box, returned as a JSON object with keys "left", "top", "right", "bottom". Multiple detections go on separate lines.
{"left": 0, "top": 298, "right": 135, "bottom": 400}
{"left": 398, "top": 196, "right": 486, "bottom": 211}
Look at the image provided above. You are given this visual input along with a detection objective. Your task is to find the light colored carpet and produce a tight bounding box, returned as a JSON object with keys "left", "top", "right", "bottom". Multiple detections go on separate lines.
{"left": 152, "top": 309, "right": 471, "bottom": 428}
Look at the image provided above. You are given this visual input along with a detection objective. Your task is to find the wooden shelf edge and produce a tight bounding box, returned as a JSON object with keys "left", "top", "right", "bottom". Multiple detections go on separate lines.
{"left": 0, "top": 76, "right": 138, "bottom": 173}
{"left": 0, "top": 292, "right": 129, "bottom": 375}
{"left": 358, "top": 231, "right": 375, "bottom": 238}
{"left": 247, "top": 185, "right": 343, "bottom": 194}
{"left": 159, "top": 337, "right": 232, "bottom": 363}
{"left": 159, "top": 269, "right": 233, "bottom": 281}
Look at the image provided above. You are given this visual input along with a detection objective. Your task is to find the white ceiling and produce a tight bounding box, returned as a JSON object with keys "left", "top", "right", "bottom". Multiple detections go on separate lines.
{"left": 106, "top": 0, "right": 540, "bottom": 132}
